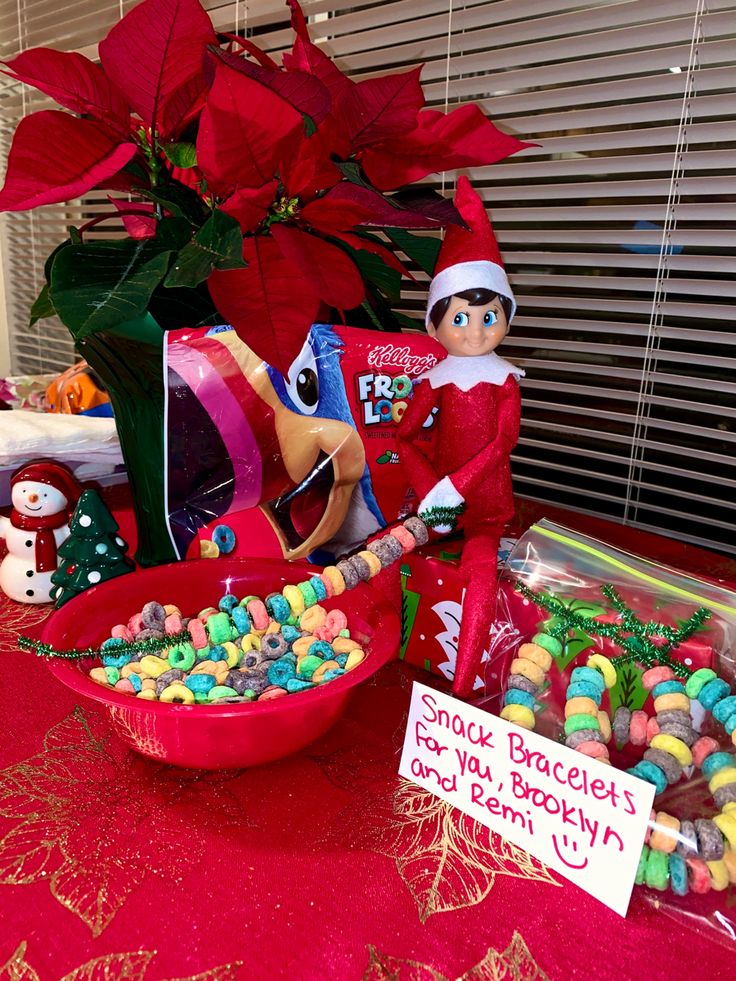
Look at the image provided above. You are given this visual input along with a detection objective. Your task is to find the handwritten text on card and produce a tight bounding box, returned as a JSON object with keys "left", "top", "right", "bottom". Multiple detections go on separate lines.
{"left": 399, "top": 682, "right": 655, "bottom": 916}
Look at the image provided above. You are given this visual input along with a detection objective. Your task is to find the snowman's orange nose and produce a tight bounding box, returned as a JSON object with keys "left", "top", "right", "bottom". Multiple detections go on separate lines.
{"left": 28, "top": 493, "right": 39, "bottom": 503}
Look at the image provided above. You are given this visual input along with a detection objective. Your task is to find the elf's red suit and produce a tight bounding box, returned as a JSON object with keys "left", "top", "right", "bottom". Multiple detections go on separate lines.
{"left": 397, "top": 353, "right": 522, "bottom": 697}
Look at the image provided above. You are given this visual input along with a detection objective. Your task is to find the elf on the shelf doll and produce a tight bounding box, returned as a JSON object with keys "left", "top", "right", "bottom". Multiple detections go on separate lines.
{"left": 397, "top": 176, "right": 523, "bottom": 698}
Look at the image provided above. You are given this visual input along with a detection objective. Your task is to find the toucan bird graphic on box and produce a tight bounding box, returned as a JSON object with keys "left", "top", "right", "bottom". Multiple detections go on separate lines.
{"left": 164, "top": 323, "right": 437, "bottom": 562}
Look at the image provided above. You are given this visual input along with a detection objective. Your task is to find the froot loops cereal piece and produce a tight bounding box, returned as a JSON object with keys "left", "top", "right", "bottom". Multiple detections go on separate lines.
{"left": 613, "top": 705, "right": 631, "bottom": 745}
{"left": 368, "top": 536, "right": 403, "bottom": 566}
{"left": 531, "top": 632, "right": 562, "bottom": 658}
{"left": 297, "top": 580, "right": 319, "bottom": 608}
{"left": 650, "top": 733, "right": 692, "bottom": 768}
{"left": 187, "top": 618, "right": 208, "bottom": 650}
{"left": 265, "top": 592, "right": 291, "bottom": 624}
{"left": 500, "top": 704, "right": 535, "bottom": 729}
{"left": 629, "top": 710, "right": 649, "bottom": 746}
{"left": 299, "top": 605, "right": 327, "bottom": 633}
{"left": 321, "top": 567, "right": 345, "bottom": 596}
{"left": 325, "top": 609, "right": 348, "bottom": 637}
{"left": 643, "top": 748, "right": 682, "bottom": 786}
{"left": 200, "top": 539, "right": 220, "bottom": 558}
{"left": 684, "top": 667, "right": 716, "bottom": 700}
{"left": 649, "top": 812, "right": 680, "bottom": 853}
{"left": 586, "top": 653, "right": 616, "bottom": 689}
{"left": 160, "top": 683, "right": 195, "bottom": 704}
{"left": 335, "top": 559, "right": 360, "bottom": 590}
{"left": 212, "top": 523, "right": 236, "bottom": 554}
{"left": 403, "top": 516, "right": 429, "bottom": 547}
{"left": 357, "top": 550, "right": 382, "bottom": 578}
{"left": 597, "top": 710, "right": 612, "bottom": 744}
{"left": 112, "top": 624, "right": 133, "bottom": 642}
{"left": 576, "top": 741, "right": 609, "bottom": 762}
{"left": 168, "top": 643, "right": 196, "bottom": 672}
{"left": 282, "top": 584, "right": 305, "bottom": 617}
{"left": 517, "top": 642, "right": 552, "bottom": 672}
{"left": 308, "top": 576, "right": 328, "bottom": 602}
{"left": 642, "top": 665, "right": 676, "bottom": 690}
{"left": 391, "top": 525, "right": 416, "bottom": 553}
{"left": 246, "top": 598, "right": 270, "bottom": 632}
{"left": 346, "top": 554, "right": 372, "bottom": 582}
{"left": 509, "top": 657, "right": 545, "bottom": 688}
{"left": 344, "top": 647, "right": 365, "bottom": 671}
{"left": 564, "top": 696, "right": 598, "bottom": 718}
{"left": 646, "top": 717, "right": 660, "bottom": 744}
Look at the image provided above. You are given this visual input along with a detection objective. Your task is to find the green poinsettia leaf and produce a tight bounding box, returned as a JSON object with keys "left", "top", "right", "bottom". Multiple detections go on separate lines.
{"left": 339, "top": 242, "right": 401, "bottom": 304}
{"left": 162, "top": 141, "right": 198, "bottom": 169}
{"left": 347, "top": 288, "right": 404, "bottom": 333}
{"left": 139, "top": 183, "right": 209, "bottom": 226}
{"left": 393, "top": 310, "right": 422, "bottom": 330}
{"left": 164, "top": 210, "right": 246, "bottom": 289}
{"left": 44, "top": 239, "right": 73, "bottom": 283}
{"left": 154, "top": 216, "right": 194, "bottom": 251}
{"left": 387, "top": 228, "right": 440, "bottom": 276}
{"left": 49, "top": 239, "right": 173, "bottom": 340}
{"left": 29, "top": 283, "right": 56, "bottom": 326}
{"left": 147, "top": 280, "right": 219, "bottom": 330}
{"left": 335, "top": 160, "right": 375, "bottom": 190}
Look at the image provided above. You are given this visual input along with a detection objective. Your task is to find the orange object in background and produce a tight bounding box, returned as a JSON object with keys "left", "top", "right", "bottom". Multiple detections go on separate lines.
{"left": 45, "top": 361, "right": 111, "bottom": 415}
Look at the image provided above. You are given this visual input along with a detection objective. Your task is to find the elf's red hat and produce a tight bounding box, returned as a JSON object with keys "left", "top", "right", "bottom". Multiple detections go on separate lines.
{"left": 11, "top": 458, "right": 82, "bottom": 506}
{"left": 426, "top": 176, "right": 515, "bottom": 324}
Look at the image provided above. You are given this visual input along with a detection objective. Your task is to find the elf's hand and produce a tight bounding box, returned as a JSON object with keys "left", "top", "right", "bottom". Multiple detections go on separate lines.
{"left": 417, "top": 476, "right": 465, "bottom": 534}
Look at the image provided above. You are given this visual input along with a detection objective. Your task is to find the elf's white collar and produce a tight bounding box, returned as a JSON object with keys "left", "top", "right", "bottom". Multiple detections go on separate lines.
{"left": 419, "top": 352, "right": 524, "bottom": 391}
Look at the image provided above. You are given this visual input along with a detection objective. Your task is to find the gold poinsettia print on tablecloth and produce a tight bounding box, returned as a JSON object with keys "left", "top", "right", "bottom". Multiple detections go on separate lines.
{"left": 0, "top": 708, "right": 243, "bottom": 936}
{"left": 0, "top": 942, "right": 243, "bottom": 981}
{"left": 0, "top": 590, "right": 49, "bottom": 656}
{"left": 350, "top": 779, "right": 560, "bottom": 922}
{"left": 363, "top": 930, "right": 550, "bottom": 981}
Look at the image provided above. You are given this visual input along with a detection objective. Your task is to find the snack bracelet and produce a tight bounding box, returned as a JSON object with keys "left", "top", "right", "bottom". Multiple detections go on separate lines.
{"left": 19, "top": 517, "right": 431, "bottom": 663}
{"left": 502, "top": 618, "right": 736, "bottom": 896}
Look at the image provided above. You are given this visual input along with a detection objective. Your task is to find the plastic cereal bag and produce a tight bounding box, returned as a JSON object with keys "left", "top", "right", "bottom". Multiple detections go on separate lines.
{"left": 485, "top": 518, "right": 736, "bottom": 942}
{"left": 164, "top": 322, "right": 443, "bottom": 562}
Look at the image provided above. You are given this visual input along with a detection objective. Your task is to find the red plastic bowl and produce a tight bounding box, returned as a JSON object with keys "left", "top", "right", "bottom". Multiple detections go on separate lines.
{"left": 43, "top": 558, "right": 399, "bottom": 769}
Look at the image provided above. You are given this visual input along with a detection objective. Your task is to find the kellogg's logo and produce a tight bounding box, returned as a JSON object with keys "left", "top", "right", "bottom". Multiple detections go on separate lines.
{"left": 367, "top": 343, "right": 438, "bottom": 376}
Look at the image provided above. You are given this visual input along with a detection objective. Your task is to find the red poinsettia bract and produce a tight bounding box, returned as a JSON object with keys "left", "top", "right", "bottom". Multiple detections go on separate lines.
{"left": 0, "top": 0, "right": 532, "bottom": 374}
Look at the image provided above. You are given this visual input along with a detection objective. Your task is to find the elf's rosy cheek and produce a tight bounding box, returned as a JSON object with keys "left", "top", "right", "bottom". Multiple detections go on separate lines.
{"left": 552, "top": 833, "right": 589, "bottom": 870}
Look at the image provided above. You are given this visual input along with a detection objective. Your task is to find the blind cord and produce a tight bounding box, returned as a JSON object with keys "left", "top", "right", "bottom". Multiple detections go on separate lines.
{"left": 623, "top": 0, "right": 706, "bottom": 526}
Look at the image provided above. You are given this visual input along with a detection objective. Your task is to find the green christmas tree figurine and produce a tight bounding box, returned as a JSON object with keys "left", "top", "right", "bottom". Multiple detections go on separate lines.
{"left": 50, "top": 490, "right": 135, "bottom": 607}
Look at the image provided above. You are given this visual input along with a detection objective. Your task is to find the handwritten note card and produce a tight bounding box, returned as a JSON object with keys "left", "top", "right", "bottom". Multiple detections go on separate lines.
{"left": 399, "top": 682, "right": 655, "bottom": 916}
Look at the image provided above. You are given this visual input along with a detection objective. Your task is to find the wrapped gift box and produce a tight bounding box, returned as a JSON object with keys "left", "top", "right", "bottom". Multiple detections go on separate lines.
{"left": 399, "top": 535, "right": 520, "bottom": 693}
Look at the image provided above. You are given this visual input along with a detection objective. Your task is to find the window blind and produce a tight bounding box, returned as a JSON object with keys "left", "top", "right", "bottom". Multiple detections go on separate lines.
{"left": 1, "top": 0, "right": 734, "bottom": 556}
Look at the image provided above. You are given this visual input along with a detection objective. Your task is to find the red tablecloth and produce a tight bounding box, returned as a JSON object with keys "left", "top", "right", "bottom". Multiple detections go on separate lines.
{"left": 1, "top": 497, "right": 734, "bottom": 980}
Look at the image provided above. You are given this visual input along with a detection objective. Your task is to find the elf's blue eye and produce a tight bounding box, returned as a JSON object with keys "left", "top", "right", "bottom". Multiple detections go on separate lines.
{"left": 452, "top": 311, "right": 469, "bottom": 327}
{"left": 483, "top": 310, "right": 497, "bottom": 326}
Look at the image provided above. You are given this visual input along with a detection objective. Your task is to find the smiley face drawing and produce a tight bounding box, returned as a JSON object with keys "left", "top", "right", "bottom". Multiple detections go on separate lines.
{"left": 552, "top": 833, "right": 589, "bottom": 870}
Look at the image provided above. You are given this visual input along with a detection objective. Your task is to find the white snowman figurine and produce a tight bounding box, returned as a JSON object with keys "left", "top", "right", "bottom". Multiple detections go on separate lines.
{"left": 0, "top": 459, "right": 81, "bottom": 603}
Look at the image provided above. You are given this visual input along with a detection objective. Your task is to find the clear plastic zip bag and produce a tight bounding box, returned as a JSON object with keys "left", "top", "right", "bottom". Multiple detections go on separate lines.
{"left": 482, "top": 518, "right": 736, "bottom": 944}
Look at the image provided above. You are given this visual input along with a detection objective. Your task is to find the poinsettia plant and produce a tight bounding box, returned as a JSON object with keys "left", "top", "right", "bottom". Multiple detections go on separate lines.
{"left": 0, "top": 0, "right": 529, "bottom": 374}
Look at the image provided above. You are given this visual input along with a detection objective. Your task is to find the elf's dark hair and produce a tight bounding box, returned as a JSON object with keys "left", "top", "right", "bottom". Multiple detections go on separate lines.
{"left": 429, "top": 288, "right": 512, "bottom": 329}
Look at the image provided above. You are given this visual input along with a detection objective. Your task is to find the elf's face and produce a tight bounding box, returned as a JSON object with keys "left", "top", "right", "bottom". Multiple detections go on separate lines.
{"left": 429, "top": 294, "right": 508, "bottom": 357}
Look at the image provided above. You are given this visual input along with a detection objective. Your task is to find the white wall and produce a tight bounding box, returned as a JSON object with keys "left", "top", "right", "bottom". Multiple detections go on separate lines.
{"left": 0, "top": 232, "right": 10, "bottom": 376}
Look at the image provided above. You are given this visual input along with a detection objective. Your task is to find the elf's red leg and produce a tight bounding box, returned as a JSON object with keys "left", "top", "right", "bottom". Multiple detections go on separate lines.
{"left": 452, "top": 528, "right": 501, "bottom": 698}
